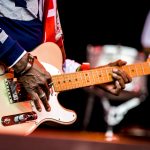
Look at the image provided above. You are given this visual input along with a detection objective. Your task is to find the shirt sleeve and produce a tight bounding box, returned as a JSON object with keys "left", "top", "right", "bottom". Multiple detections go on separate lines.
{"left": 62, "top": 59, "right": 81, "bottom": 73}
{"left": 0, "top": 28, "right": 26, "bottom": 67}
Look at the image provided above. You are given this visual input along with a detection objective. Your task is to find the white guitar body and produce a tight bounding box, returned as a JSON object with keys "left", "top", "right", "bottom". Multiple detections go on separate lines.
{"left": 0, "top": 42, "right": 77, "bottom": 135}
{"left": 1, "top": 42, "right": 150, "bottom": 136}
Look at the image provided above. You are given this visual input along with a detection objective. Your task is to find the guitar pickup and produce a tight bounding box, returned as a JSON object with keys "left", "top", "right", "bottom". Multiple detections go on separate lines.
{"left": 1, "top": 111, "right": 37, "bottom": 126}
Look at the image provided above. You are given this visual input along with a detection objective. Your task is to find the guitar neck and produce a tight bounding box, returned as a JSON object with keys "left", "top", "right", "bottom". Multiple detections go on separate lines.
{"left": 52, "top": 61, "right": 150, "bottom": 92}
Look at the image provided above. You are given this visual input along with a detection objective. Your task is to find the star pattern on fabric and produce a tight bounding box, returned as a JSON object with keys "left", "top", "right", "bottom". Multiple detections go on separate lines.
{"left": 15, "top": 0, "right": 27, "bottom": 8}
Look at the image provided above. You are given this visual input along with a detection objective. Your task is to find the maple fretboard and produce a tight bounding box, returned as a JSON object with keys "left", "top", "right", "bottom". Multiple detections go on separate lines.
{"left": 52, "top": 60, "right": 150, "bottom": 92}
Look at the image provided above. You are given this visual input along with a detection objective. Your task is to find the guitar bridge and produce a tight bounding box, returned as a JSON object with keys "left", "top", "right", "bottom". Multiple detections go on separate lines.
{"left": 5, "top": 78, "right": 30, "bottom": 103}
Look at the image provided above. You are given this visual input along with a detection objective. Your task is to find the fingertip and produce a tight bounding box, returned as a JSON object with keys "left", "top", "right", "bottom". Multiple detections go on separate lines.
{"left": 38, "top": 108, "right": 42, "bottom": 112}
{"left": 119, "top": 60, "right": 127, "bottom": 66}
{"left": 47, "top": 107, "right": 51, "bottom": 112}
{"left": 115, "top": 80, "right": 120, "bottom": 86}
{"left": 122, "top": 60, "right": 127, "bottom": 65}
{"left": 112, "top": 72, "right": 118, "bottom": 78}
{"left": 112, "top": 68, "right": 118, "bottom": 72}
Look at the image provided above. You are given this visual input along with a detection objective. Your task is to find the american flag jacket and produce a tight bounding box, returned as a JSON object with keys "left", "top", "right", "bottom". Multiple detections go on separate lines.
{"left": 0, "top": 0, "right": 80, "bottom": 72}
{"left": 0, "top": 0, "right": 65, "bottom": 66}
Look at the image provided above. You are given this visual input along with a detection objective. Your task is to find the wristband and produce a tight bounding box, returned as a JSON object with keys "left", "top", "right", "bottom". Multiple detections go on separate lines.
{"left": 16, "top": 53, "right": 35, "bottom": 76}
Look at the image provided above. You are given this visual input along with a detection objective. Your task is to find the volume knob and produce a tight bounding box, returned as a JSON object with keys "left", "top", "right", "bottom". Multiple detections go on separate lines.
{"left": 14, "top": 114, "right": 27, "bottom": 123}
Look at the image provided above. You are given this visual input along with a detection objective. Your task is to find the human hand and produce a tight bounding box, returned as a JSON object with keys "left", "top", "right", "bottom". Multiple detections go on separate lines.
{"left": 13, "top": 53, "right": 52, "bottom": 112}
{"left": 98, "top": 59, "right": 132, "bottom": 95}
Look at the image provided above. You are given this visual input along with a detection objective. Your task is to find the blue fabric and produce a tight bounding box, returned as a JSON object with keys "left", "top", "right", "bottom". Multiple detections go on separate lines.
{"left": 14, "top": 0, "right": 27, "bottom": 8}
{"left": 0, "top": 37, "right": 24, "bottom": 66}
{"left": 0, "top": 1, "right": 43, "bottom": 66}
{"left": 0, "top": 17, "right": 43, "bottom": 66}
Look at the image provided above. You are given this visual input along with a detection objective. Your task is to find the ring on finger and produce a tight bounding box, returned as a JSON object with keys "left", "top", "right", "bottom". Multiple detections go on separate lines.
{"left": 48, "top": 82, "right": 53, "bottom": 88}
{"left": 39, "top": 92, "right": 46, "bottom": 99}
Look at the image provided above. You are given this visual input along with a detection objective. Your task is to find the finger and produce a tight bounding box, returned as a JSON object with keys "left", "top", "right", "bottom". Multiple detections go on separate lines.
{"left": 46, "top": 77, "right": 52, "bottom": 88}
{"left": 112, "top": 68, "right": 129, "bottom": 83}
{"left": 47, "top": 78, "right": 52, "bottom": 87}
{"left": 112, "top": 72, "right": 125, "bottom": 89}
{"left": 125, "top": 72, "right": 132, "bottom": 83}
{"left": 109, "top": 60, "right": 127, "bottom": 67}
{"left": 114, "top": 80, "right": 122, "bottom": 95}
{"left": 117, "top": 59, "right": 127, "bottom": 66}
{"left": 36, "top": 87, "right": 51, "bottom": 112}
{"left": 40, "top": 94, "right": 51, "bottom": 111}
{"left": 40, "top": 83, "right": 50, "bottom": 100}
{"left": 38, "top": 77, "right": 51, "bottom": 99}
{"left": 47, "top": 79, "right": 53, "bottom": 88}
{"left": 29, "top": 91, "right": 42, "bottom": 112}
{"left": 106, "top": 82, "right": 121, "bottom": 95}
{"left": 45, "top": 71, "right": 52, "bottom": 87}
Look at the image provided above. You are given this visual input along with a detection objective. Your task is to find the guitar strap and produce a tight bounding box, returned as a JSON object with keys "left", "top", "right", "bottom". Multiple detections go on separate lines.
{"left": 43, "top": 0, "right": 66, "bottom": 62}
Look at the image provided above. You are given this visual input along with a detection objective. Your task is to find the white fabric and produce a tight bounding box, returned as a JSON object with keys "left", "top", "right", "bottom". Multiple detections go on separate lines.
{"left": 9, "top": 51, "right": 27, "bottom": 68}
{"left": 63, "top": 59, "right": 80, "bottom": 73}
{"left": 141, "top": 11, "right": 150, "bottom": 48}
{"left": 0, "top": 0, "right": 40, "bottom": 21}
{"left": 0, "top": 30, "right": 8, "bottom": 44}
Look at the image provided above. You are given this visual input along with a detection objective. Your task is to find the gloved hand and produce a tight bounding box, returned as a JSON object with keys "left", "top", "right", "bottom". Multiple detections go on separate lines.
{"left": 13, "top": 53, "right": 52, "bottom": 112}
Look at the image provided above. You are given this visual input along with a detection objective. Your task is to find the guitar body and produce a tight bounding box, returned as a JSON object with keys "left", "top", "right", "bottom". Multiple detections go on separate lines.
{"left": 0, "top": 42, "right": 149, "bottom": 136}
{"left": 0, "top": 42, "right": 77, "bottom": 135}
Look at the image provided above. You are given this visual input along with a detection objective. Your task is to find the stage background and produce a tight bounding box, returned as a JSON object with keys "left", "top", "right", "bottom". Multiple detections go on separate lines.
{"left": 42, "top": 0, "right": 150, "bottom": 133}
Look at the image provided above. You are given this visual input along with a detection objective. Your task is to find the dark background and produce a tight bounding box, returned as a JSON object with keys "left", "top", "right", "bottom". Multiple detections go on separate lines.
{"left": 58, "top": 0, "right": 150, "bottom": 62}
{"left": 45, "top": 0, "right": 150, "bottom": 133}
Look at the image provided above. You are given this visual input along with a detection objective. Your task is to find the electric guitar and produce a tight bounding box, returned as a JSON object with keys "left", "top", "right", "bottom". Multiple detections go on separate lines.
{"left": 0, "top": 42, "right": 150, "bottom": 136}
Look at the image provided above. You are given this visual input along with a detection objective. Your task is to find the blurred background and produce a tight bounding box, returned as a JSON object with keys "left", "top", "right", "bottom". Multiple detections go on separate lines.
{"left": 42, "top": 0, "right": 150, "bottom": 137}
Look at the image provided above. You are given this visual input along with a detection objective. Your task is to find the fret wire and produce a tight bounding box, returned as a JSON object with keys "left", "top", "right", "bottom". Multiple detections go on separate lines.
{"left": 88, "top": 70, "right": 92, "bottom": 86}
{"left": 100, "top": 68, "right": 104, "bottom": 83}
{"left": 139, "top": 63, "right": 144, "bottom": 76}
{"left": 141, "top": 63, "right": 145, "bottom": 75}
{"left": 79, "top": 71, "right": 83, "bottom": 87}
{"left": 131, "top": 65, "right": 136, "bottom": 77}
{"left": 82, "top": 71, "right": 86, "bottom": 87}
{"left": 105, "top": 68, "right": 109, "bottom": 81}
{"left": 95, "top": 69, "right": 99, "bottom": 84}
{"left": 102, "top": 68, "right": 108, "bottom": 82}
{"left": 96, "top": 69, "right": 101, "bottom": 84}
{"left": 134, "top": 64, "right": 138, "bottom": 77}
{"left": 87, "top": 70, "right": 90, "bottom": 85}
{"left": 108, "top": 67, "right": 113, "bottom": 81}
{"left": 91, "top": 70, "right": 95, "bottom": 84}
{"left": 136, "top": 64, "right": 140, "bottom": 76}
{"left": 128, "top": 65, "right": 132, "bottom": 77}
{"left": 143, "top": 63, "right": 147, "bottom": 75}
{"left": 145, "top": 62, "right": 150, "bottom": 74}
{"left": 137, "top": 63, "right": 144, "bottom": 76}
{"left": 96, "top": 68, "right": 101, "bottom": 84}
{"left": 73, "top": 72, "right": 78, "bottom": 88}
